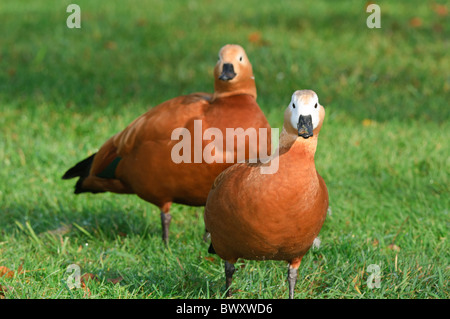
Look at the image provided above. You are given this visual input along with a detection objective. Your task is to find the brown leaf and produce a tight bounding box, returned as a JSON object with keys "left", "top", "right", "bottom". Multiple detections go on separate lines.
{"left": 432, "top": 4, "right": 448, "bottom": 17}
{"left": 83, "top": 286, "right": 91, "bottom": 297}
{"left": 0, "top": 262, "right": 23, "bottom": 279}
{"left": 79, "top": 273, "right": 97, "bottom": 297}
{"left": 409, "top": 17, "right": 422, "bottom": 28}
{"left": 248, "top": 31, "right": 262, "bottom": 44}
{"left": 0, "top": 266, "right": 15, "bottom": 279}
{"left": 388, "top": 244, "right": 401, "bottom": 252}
{"left": 104, "top": 41, "right": 117, "bottom": 50}
{"left": 372, "top": 238, "right": 379, "bottom": 247}
{"left": 0, "top": 284, "right": 10, "bottom": 298}
{"left": 204, "top": 256, "right": 215, "bottom": 262}
{"left": 107, "top": 276, "right": 123, "bottom": 285}
{"left": 80, "top": 273, "right": 97, "bottom": 286}
{"left": 0, "top": 263, "right": 24, "bottom": 297}
{"left": 248, "top": 32, "right": 270, "bottom": 46}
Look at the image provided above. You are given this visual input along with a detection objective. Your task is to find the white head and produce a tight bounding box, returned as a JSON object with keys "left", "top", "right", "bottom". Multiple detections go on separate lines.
{"left": 284, "top": 90, "right": 323, "bottom": 139}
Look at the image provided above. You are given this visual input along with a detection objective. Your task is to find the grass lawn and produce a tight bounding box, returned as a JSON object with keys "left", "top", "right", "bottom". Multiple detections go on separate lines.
{"left": 0, "top": 0, "right": 448, "bottom": 299}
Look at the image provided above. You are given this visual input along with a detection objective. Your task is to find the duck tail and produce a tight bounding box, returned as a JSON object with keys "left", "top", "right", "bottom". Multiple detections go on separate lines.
{"left": 62, "top": 153, "right": 97, "bottom": 194}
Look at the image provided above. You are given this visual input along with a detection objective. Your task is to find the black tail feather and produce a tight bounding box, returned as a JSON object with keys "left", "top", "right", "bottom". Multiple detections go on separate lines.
{"left": 62, "top": 153, "right": 98, "bottom": 194}
{"left": 62, "top": 153, "right": 96, "bottom": 180}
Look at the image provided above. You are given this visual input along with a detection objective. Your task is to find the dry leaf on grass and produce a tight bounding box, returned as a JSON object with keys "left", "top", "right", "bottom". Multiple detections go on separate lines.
{"left": 388, "top": 244, "right": 401, "bottom": 252}
{"left": 0, "top": 263, "right": 23, "bottom": 279}
{"left": 107, "top": 277, "right": 124, "bottom": 285}
{"left": 248, "top": 31, "right": 270, "bottom": 46}
{"left": 409, "top": 17, "right": 422, "bottom": 28}
{"left": 0, "top": 263, "right": 24, "bottom": 297}
{"left": 432, "top": 4, "right": 448, "bottom": 17}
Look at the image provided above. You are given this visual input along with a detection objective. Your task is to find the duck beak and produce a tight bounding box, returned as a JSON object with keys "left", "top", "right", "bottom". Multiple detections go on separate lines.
{"left": 298, "top": 115, "right": 313, "bottom": 138}
{"left": 219, "top": 63, "right": 237, "bottom": 81}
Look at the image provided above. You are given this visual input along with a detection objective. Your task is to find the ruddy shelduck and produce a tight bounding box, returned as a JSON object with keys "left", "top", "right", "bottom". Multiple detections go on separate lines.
{"left": 62, "top": 44, "right": 271, "bottom": 245}
{"left": 204, "top": 90, "right": 328, "bottom": 298}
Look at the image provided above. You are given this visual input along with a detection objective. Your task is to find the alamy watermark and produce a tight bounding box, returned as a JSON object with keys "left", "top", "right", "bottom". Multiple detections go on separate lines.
{"left": 66, "top": 4, "right": 81, "bottom": 29}
{"left": 367, "top": 264, "right": 382, "bottom": 289}
{"left": 366, "top": 4, "right": 381, "bottom": 28}
{"left": 170, "top": 122, "right": 279, "bottom": 174}
{"left": 65, "top": 264, "right": 81, "bottom": 289}
{"left": 67, "top": 3, "right": 381, "bottom": 30}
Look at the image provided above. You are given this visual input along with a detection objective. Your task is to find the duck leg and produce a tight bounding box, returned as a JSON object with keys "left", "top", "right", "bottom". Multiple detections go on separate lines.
{"left": 225, "top": 261, "right": 235, "bottom": 297}
{"left": 159, "top": 202, "right": 173, "bottom": 246}
{"left": 160, "top": 211, "right": 172, "bottom": 246}
{"left": 288, "top": 257, "right": 303, "bottom": 299}
{"left": 287, "top": 267, "right": 298, "bottom": 299}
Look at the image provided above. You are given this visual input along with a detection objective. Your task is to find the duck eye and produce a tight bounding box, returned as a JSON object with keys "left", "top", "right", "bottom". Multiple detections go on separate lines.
{"left": 239, "top": 56, "right": 243, "bottom": 62}
{"left": 314, "top": 103, "right": 318, "bottom": 109}
{"left": 292, "top": 103, "right": 296, "bottom": 109}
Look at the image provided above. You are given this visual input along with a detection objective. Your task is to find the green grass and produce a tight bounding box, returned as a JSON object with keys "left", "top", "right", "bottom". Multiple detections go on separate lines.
{"left": 0, "top": 0, "right": 448, "bottom": 299}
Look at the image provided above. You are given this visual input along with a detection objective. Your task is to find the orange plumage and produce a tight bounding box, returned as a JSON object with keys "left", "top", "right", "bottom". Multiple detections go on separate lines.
{"left": 62, "top": 44, "right": 271, "bottom": 244}
{"left": 204, "top": 90, "right": 328, "bottom": 298}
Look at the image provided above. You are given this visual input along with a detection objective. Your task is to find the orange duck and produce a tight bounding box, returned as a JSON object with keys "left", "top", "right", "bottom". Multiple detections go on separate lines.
{"left": 62, "top": 44, "right": 271, "bottom": 245}
{"left": 204, "top": 90, "right": 328, "bottom": 299}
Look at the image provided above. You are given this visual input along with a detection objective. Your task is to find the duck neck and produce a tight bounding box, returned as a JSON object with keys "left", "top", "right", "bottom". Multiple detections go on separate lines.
{"left": 279, "top": 127, "right": 318, "bottom": 160}
{"left": 212, "top": 78, "right": 257, "bottom": 101}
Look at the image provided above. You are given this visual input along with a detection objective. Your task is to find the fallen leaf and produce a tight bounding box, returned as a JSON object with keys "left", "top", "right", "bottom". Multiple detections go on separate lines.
{"left": 0, "top": 263, "right": 24, "bottom": 298}
{"left": 104, "top": 41, "right": 117, "bottom": 50}
{"left": 79, "top": 273, "right": 97, "bottom": 297}
{"left": 0, "top": 284, "right": 11, "bottom": 298}
{"left": 0, "top": 266, "right": 15, "bottom": 279}
{"left": 432, "top": 4, "right": 448, "bottom": 17}
{"left": 83, "top": 286, "right": 91, "bottom": 297}
{"left": 204, "top": 256, "right": 215, "bottom": 262}
{"left": 0, "top": 263, "right": 23, "bottom": 279}
{"left": 80, "top": 273, "right": 97, "bottom": 286}
{"left": 248, "top": 31, "right": 270, "bottom": 46}
{"left": 107, "top": 276, "right": 123, "bottom": 285}
{"left": 409, "top": 17, "right": 422, "bottom": 28}
{"left": 388, "top": 244, "right": 401, "bottom": 252}
{"left": 362, "top": 119, "right": 374, "bottom": 127}
{"left": 248, "top": 31, "right": 262, "bottom": 44}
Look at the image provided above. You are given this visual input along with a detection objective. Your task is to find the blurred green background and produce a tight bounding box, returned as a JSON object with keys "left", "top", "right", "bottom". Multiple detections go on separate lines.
{"left": 0, "top": 0, "right": 448, "bottom": 298}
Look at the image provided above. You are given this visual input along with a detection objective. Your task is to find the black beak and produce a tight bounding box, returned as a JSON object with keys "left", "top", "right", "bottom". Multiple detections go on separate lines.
{"left": 219, "top": 63, "right": 236, "bottom": 81}
{"left": 298, "top": 115, "right": 313, "bottom": 138}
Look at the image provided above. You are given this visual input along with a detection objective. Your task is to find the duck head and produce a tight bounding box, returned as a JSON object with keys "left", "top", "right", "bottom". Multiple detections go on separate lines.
{"left": 284, "top": 90, "right": 325, "bottom": 139}
{"left": 213, "top": 44, "right": 257, "bottom": 99}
